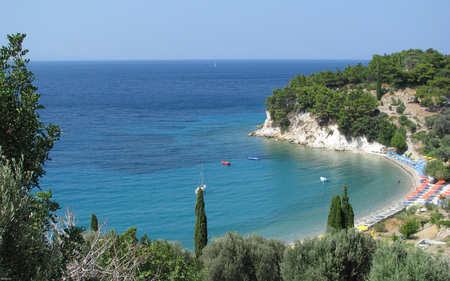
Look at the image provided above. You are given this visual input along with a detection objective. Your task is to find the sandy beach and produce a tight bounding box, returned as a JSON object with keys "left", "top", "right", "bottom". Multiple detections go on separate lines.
{"left": 354, "top": 153, "right": 424, "bottom": 228}
{"left": 381, "top": 154, "right": 421, "bottom": 189}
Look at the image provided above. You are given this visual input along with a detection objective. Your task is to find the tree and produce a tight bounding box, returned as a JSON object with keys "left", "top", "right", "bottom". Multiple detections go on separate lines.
{"left": 399, "top": 218, "right": 420, "bottom": 239}
{"left": 201, "top": 232, "right": 285, "bottom": 281}
{"left": 0, "top": 155, "right": 45, "bottom": 279}
{"left": 368, "top": 242, "right": 450, "bottom": 281}
{"left": 424, "top": 160, "right": 450, "bottom": 180}
{"left": 0, "top": 33, "right": 61, "bottom": 189}
{"left": 281, "top": 229, "right": 377, "bottom": 281}
{"left": 327, "top": 184, "right": 355, "bottom": 231}
{"left": 341, "top": 183, "right": 354, "bottom": 229}
{"left": 90, "top": 213, "right": 98, "bottom": 232}
{"left": 194, "top": 188, "right": 207, "bottom": 258}
{"left": 0, "top": 34, "right": 77, "bottom": 280}
{"left": 327, "top": 194, "right": 343, "bottom": 231}
{"left": 396, "top": 103, "right": 406, "bottom": 114}
{"left": 376, "top": 60, "right": 383, "bottom": 100}
{"left": 391, "top": 132, "right": 407, "bottom": 153}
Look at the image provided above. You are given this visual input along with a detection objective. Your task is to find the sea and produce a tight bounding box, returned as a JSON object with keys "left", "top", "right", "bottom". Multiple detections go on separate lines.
{"left": 31, "top": 60, "right": 413, "bottom": 249}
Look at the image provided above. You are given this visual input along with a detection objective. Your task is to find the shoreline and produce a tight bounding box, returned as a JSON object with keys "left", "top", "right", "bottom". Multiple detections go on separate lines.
{"left": 352, "top": 152, "right": 422, "bottom": 228}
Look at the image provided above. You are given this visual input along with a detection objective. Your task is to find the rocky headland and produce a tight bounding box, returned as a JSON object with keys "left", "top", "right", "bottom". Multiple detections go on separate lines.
{"left": 249, "top": 111, "right": 386, "bottom": 153}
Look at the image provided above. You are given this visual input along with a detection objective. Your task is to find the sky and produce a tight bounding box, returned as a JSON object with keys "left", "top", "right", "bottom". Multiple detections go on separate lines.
{"left": 2, "top": 0, "right": 449, "bottom": 61}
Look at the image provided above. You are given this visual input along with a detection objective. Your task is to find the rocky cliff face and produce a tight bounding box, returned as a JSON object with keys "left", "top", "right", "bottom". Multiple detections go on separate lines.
{"left": 249, "top": 111, "right": 386, "bottom": 153}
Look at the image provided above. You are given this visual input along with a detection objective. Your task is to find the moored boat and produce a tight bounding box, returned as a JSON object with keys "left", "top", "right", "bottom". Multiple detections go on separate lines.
{"left": 320, "top": 176, "right": 328, "bottom": 182}
{"left": 221, "top": 161, "right": 230, "bottom": 165}
{"left": 195, "top": 164, "right": 206, "bottom": 194}
{"left": 248, "top": 156, "right": 260, "bottom": 160}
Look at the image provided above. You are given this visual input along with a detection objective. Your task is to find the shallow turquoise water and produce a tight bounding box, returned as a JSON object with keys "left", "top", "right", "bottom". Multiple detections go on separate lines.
{"left": 33, "top": 60, "right": 411, "bottom": 249}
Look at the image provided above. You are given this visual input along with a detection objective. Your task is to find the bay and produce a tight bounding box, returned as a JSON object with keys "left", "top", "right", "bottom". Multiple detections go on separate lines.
{"left": 31, "top": 60, "right": 411, "bottom": 249}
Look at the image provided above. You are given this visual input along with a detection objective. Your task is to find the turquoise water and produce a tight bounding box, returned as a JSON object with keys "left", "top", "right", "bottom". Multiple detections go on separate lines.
{"left": 32, "top": 60, "right": 411, "bottom": 249}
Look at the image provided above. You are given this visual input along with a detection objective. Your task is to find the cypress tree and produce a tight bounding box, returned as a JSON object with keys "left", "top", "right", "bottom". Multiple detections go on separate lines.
{"left": 327, "top": 195, "right": 344, "bottom": 231}
{"left": 376, "top": 60, "right": 383, "bottom": 100}
{"left": 341, "top": 183, "right": 354, "bottom": 229}
{"left": 90, "top": 214, "right": 98, "bottom": 232}
{"left": 194, "top": 188, "right": 207, "bottom": 258}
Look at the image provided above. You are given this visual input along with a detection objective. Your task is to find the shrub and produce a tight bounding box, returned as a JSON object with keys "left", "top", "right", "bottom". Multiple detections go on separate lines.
{"left": 391, "top": 233, "right": 399, "bottom": 242}
{"left": 396, "top": 103, "right": 406, "bottom": 114}
{"left": 281, "top": 229, "right": 377, "bottom": 281}
{"left": 368, "top": 242, "right": 450, "bottom": 281}
{"left": 399, "top": 218, "right": 420, "bottom": 239}
{"left": 202, "top": 232, "right": 285, "bottom": 281}
{"left": 374, "top": 221, "right": 387, "bottom": 232}
{"left": 430, "top": 212, "right": 444, "bottom": 224}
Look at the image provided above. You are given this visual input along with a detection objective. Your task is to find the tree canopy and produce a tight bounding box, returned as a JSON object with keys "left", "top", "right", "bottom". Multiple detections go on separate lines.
{"left": 0, "top": 33, "right": 61, "bottom": 189}
{"left": 264, "top": 48, "right": 450, "bottom": 146}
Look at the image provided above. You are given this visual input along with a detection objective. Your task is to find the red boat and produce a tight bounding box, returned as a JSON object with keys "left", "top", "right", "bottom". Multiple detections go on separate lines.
{"left": 221, "top": 161, "right": 230, "bottom": 165}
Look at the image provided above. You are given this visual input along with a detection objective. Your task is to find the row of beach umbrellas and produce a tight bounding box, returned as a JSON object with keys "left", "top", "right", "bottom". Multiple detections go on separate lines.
{"left": 356, "top": 152, "right": 448, "bottom": 231}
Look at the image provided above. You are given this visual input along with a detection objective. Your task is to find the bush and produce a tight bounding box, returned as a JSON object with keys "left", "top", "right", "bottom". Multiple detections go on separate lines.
{"left": 202, "top": 232, "right": 285, "bottom": 281}
{"left": 368, "top": 242, "right": 450, "bottom": 281}
{"left": 374, "top": 221, "right": 387, "bottom": 232}
{"left": 399, "top": 218, "right": 420, "bottom": 239}
{"left": 391, "top": 233, "right": 399, "bottom": 242}
{"left": 430, "top": 212, "right": 444, "bottom": 224}
{"left": 281, "top": 229, "right": 377, "bottom": 281}
{"left": 425, "top": 202, "right": 437, "bottom": 211}
{"left": 396, "top": 103, "right": 406, "bottom": 114}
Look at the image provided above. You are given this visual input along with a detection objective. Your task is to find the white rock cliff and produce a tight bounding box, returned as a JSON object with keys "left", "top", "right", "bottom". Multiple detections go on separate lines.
{"left": 250, "top": 111, "right": 386, "bottom": 153}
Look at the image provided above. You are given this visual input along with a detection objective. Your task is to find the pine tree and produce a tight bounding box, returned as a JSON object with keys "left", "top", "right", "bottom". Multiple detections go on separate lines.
{"left": 341, "top": 183, "right": 354, "bottom": 229}
{"left": 90, "top": 213, "right": 98, "bottom": 232}
{"left": 194, "top": 188, "right": 207, "bottom": 258}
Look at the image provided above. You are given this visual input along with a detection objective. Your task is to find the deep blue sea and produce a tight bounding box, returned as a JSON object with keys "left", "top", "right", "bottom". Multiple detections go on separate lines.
{"left": 31, "top": 60, "right": 412, "bottom": 249}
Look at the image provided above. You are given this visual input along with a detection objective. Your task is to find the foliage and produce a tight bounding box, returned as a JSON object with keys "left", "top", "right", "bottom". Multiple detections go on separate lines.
{"left": 327, "top": 194, "right": 343, "bottom": 231}
{"left": 430, "top": 212, "right": 444, "bottom": 224}
{"left": 415, "top": 108, "right": 450, "bottom": 169}
{"left": 138, "top": 238, "right": 203, "bottom": 281}
{"left": 281, "top": 229, "right": 377, "bottom": 281}
{"left": 424, "top": 160, "right": 450, "bottom": 180}
{"left": 341, "top": 183, "right": 354, "bottom": 229}
{"left": 90, "top": 213, "right": 98, "bottom": 232}
{"left": 194, "top": 188, "right": 207, "bottom": 258}
{"left": 373, "top": 221, "right": 387, "bottom": 232}
{"left": 327, "top": 184, "right": 354, "bottom": 231}
{"left": 201, "top": 232, "right": 285, "bottom": 281}
{"left": 65, "top": 225, "right": 203, "bottom": 280}
{"left": 0, "top": 154, "right": 85, "bottom": 280}
{"left": 265, "top": 48, "right": 450, "bottom": 148}
{"left": 391, "top": 131, "right": 407, "bottom": 153}
{"left": 0, "top": 33, "right": 61, "bottom": 189}
{"left": 396, "top": 102, "right": 406, "bottom": 114}
{"left": 368, "top": 241, "right": 450, "bottom": 281}
{"left": 399, "top": 218, "right": 420, "bottom": 239}
{"left": 0, "top": 155, "right": 45, "bottom": 279}
{"left": 398, "top": 114, "right": 417, "bottom": 133}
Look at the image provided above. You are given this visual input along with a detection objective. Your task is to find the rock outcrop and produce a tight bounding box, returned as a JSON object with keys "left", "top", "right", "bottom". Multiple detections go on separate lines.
{"left": 249, "top": 111, "right": 386, "bottom": 153}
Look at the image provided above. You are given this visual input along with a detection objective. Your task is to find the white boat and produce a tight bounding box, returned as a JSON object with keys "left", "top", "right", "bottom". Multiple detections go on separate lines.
{"left": 320, "top": 177, "right": 328, "bottom": 182}
{"left": 195, "top": 164, "right": 206, "bottom": 194}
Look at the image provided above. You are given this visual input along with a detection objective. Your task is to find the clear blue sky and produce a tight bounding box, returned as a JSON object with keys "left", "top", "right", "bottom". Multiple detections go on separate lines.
{"left": 2, "top": 0, "right": 449, "bottom": 61}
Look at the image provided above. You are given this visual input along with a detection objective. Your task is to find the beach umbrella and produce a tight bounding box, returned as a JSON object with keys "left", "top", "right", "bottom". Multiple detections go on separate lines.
{"left": 357, "top": 225, "right": 368, "bottom": 231}
{"left": 318, "top": 235, "right": 325, "bottom": 239}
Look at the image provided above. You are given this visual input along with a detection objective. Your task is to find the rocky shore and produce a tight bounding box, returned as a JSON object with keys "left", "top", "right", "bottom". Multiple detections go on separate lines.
{"left": 249, "top": 111, "right": 386, "bottom": 153}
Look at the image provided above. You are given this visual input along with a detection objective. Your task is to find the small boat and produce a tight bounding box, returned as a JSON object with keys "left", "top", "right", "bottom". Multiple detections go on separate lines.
{"left": 195, "top": 164, "right": 206, "bottom": 194}
{"left": 221, "top": 161, "right": 230, "bottom": 165}
{"left": 248, "top": 157, "right": 260, "bottom": 160}
{"left": 320, "top": 177, "right": 328, "bottom": 182}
